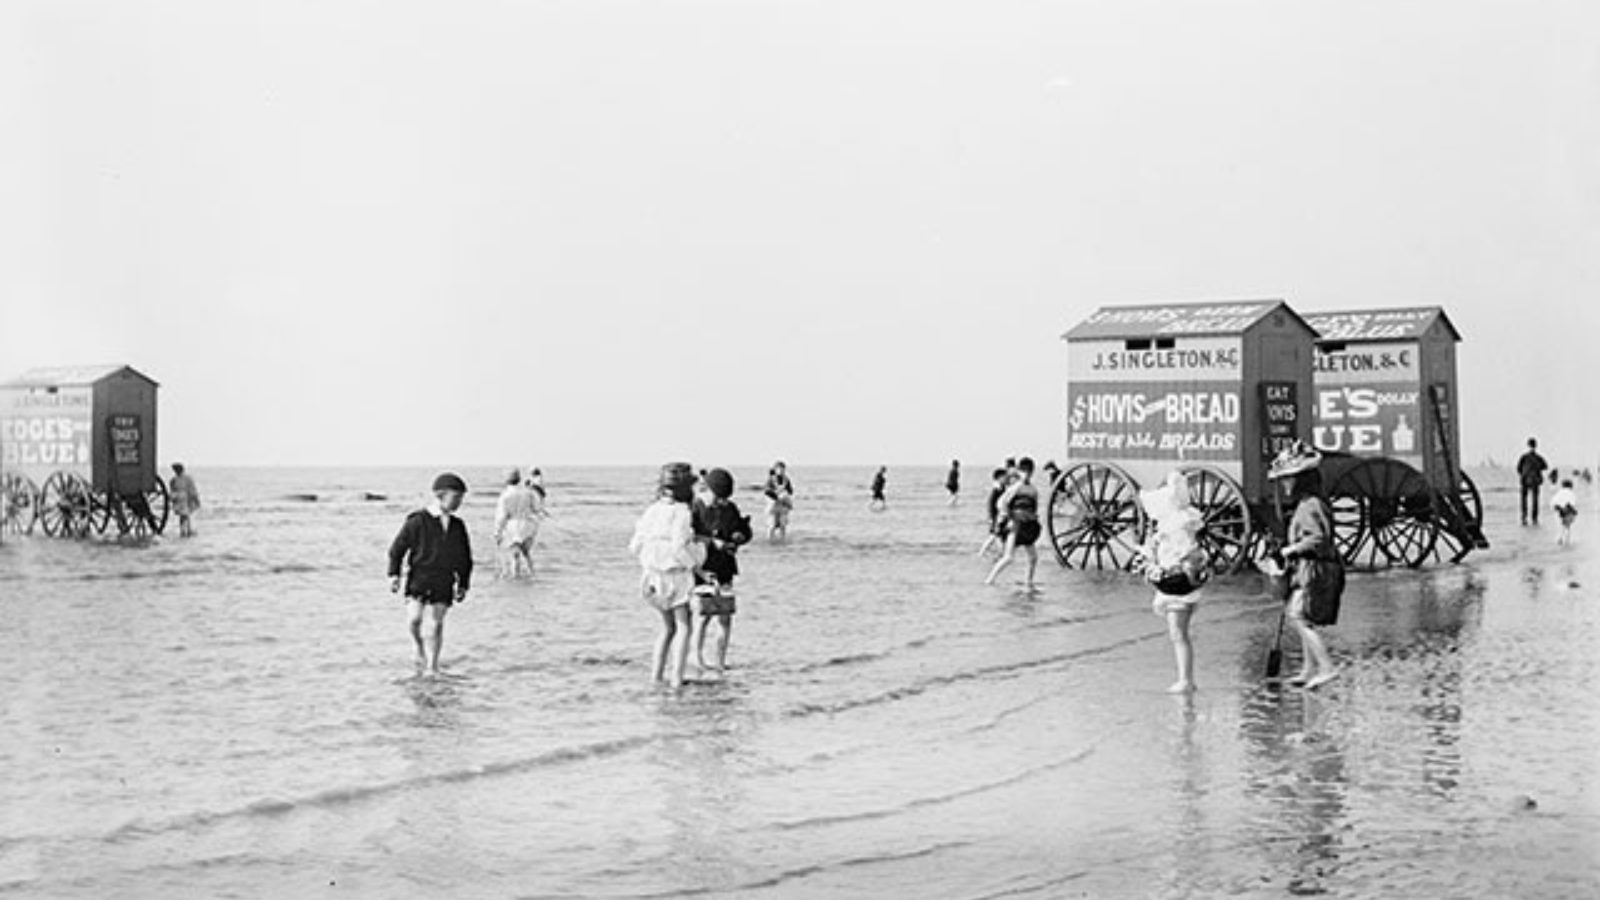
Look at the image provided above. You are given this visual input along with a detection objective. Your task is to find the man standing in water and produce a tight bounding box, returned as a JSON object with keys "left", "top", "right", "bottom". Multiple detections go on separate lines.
{"left": 389, "top": 473, "right": 473, "bottom": 676}
{"left": 1518, "top": 438, "right": 1549, "bottom": 526}
{"left": 945, "top": 459, "right": 961, "bottom": 506}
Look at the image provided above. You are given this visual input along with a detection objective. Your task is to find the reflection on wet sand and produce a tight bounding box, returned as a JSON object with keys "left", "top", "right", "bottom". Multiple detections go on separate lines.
{"left": 1239, "top": 686, "right": 1349, "bottom": 895}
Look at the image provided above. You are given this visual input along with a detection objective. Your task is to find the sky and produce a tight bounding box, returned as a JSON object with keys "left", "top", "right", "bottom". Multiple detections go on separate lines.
{"left": 2, "top": 0, "right": 1597, "bottom": 468}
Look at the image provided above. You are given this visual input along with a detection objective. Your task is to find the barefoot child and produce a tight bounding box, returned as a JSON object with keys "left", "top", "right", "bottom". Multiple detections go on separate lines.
{"left": 691, "top": 468, "right": 753, "bottom": 675}
{"left": 1552, "top": 479, "right": 1578, "bottom": 545}
{"left": 1137, "top": 472, "right": 1210, "bottom": 693}
{"left": 388, "top": 473, "right": 474, "bottom": 676}
{"left": 1268, "top": 442, "right": 1345, "bottom": 690}
{"left": 629, "top": 463, "right": 707, "bottom": 687}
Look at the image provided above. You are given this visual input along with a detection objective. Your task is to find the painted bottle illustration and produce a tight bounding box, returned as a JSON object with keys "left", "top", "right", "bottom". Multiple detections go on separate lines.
{"left": 1391, "top": 414, "right": 1415, "bottom": 453}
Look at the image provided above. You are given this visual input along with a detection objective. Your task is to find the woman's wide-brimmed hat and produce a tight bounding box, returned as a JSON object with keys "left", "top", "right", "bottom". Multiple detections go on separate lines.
{"left": 1267, "top": 441, "right": 1323, "bottom": 480}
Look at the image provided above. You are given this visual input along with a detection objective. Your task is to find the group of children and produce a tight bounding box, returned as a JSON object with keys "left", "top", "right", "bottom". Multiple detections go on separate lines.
{"left": 384, "top": 447, "right": 1360, "bottom": 692}
{"left": 626, "top": 464, "right": 753, "bottom": 686}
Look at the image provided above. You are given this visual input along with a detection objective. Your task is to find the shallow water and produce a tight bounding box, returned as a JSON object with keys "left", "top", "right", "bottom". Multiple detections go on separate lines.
{"left": 2, "top": 465, "right": 1597, "bottom": 898}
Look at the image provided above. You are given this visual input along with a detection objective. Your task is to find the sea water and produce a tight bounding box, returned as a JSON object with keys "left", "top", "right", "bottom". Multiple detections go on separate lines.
{"left": 1, "top": 466, "right": 1596, "bottom": 898}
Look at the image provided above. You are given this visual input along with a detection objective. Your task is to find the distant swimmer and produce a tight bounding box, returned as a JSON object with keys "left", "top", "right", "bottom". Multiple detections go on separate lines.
{"left": 945, "top": 459, "right": 961, "bottom": 506}
{"left": 985, "top": 457, "right": 1040, "bottom": 589}
{"left": 1518, "top": 438, "right": 1549, "bottom": 526}
{"left": 763, "top": 461, "right": 795, "bottom": 541}
{"left": 629, "top": 463, "right": 705, "bottom": 688}
{"left": 869, "top": 466, "right": 888, "bottom": 512}
{"left": 388, "top": 473, "right": 474, "bottom": 677}
{"left": 493, "top": 468, "right": 542, "bottom": 579}
{"left": 168, "top": 463, "right": 201, "bottom": 538}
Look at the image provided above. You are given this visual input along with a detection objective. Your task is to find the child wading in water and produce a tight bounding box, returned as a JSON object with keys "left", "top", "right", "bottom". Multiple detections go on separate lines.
{"left": 388, "top": 473, "right": 474, "bottom": 677}
{"left": 629, "top": 463, "right": 707, "bottom": 687}
{"left": 691, "top": 468, "right": 752, "bottom": 676}
{"left": 1137, "top": 472, "right": 1210, "bottom": 692}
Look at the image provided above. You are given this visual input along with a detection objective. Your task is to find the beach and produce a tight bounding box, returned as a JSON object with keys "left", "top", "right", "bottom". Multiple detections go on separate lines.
{"left": 1, "top": 464, "right": 1597, "bottom": 898}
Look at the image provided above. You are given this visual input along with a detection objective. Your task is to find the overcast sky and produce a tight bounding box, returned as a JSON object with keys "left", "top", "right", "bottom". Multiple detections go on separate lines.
{"left": 3, "top": 1, "right": 1596, "bottom": 468}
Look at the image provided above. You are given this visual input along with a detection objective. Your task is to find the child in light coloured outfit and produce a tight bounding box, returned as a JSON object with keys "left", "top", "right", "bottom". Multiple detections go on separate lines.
{"left": 628, "top": 463, "right": 707, "bottom": 687}
{"left": 1552, "top": 479, "right": 1578, "bottom": 545}
{"left": 1137, "top": 472, "right": 1210, "bottom": 693}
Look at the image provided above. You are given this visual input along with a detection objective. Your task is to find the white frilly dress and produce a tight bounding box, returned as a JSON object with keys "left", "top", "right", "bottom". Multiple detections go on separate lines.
{"left": 628, "top": 498, "right": 705, "bottom": 611}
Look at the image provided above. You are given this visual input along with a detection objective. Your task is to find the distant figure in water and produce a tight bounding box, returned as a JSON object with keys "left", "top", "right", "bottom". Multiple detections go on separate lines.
{"left": 1042, "top": 460, "right": 1061, "bottom": 490}
{"left": 985, "top": 457, "right": 1041, "bottom": 589}
{"left": 388, "top": 473, "right": 474, "bottom": 677}
{"left": 945, "top": 459, "right": 961, "bottom": 506}
{"left": 629, "top": 463, "right": 706, "bottom": 688}
{"left": 527, "top": 466, "right": 547, "bottom": 502}
{"left": 168, "top": 462, "right": 201, "bottom": 538}
{"left": 1552, "top": 479, "right": 1578, "bottom": 546}
{"left": 763, "top": 461, "right": 794, "bottom": 541}
{"left": 869, "top": 466, "right": 888, "bottom": 512}
{"left": 1518, "top": 438, "right": 1549, "bottom": 525}
{"left": 493, "top": 468, "right": 542, "bottom": 579}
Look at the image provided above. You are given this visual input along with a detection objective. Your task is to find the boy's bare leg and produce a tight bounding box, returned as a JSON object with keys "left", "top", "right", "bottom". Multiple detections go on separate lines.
{"left": 1024, "top": 546, "right": 1039, "bottom": 588}
{"left": 406, "top": 600, "right": 427, "bottom": 670}
{"left": 421, "top": 603, "right": 448, "bottom": 675}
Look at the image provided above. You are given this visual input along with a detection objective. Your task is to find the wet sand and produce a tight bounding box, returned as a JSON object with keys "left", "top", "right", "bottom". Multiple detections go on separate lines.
{"left": 1, "top": 466, "right": 1597, "bottom": 898}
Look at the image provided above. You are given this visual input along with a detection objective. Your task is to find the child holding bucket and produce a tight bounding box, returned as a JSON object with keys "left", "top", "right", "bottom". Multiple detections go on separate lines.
{"left": 628, "top": 463, "right": 707, "bottom": 687}
{"left": 1137, "top": 471, "right": 1210, "bottom": 693}
{"left": 691, "top": 468, "right": 753, "bottom": 676}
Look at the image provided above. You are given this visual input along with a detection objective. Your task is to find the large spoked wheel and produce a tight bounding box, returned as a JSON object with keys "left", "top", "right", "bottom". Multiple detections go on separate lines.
{"left": 1178, "top": 466, "right": 1253, "bottom": 574}
{"left": 1329, "top": 459, "right": 1439, "bottom": 569}
{"left": 112, "top": 480, "right": 170, "bottom": 539}
{"left": 1047, "top": 462, "right": 1147, "bottom": 570}
{"left": 2, "top": 473, "right": 39, "bottom": 536}
{"left": 38, "top": 472, "right": 97, "bottom": 539}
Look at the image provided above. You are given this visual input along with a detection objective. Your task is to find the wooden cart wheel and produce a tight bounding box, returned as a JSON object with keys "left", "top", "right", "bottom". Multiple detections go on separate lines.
{"left": 2, "top": 473, "right": 39, "bottom": 536}
{"left": 1047, "top": 462, "right": 1146, "bottom": 570}
{"left": 1178, "top": 466, "right": 1253, "bottom": 574}
{"left": 114, "top": 480, "right": 171, "bottom": 539}
{"left": 39, "top": 472, "right": 96, "bottom": 539}
{"left": 1328, "top": 492, "right": 1369, "bottom": 566}
{"left": 87, "top": 489, "right": 113, "bottom": 535}
{"left": 1432, "top": 472, "right": 1485, "bottom": 564}
{"left": 1329, "top": 458, "right": 1438, "bottom": 568}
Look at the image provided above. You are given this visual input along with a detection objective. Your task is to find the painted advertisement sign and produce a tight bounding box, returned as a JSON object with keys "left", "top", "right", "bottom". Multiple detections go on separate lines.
{"left": 1068, "top": 337, "right": 1243, "bottom": 383}
{"left": 1312, "top": 340, "right": 1423, "bottom": 465}
{"left": 1259, "top": 381, "right": 1300, "bottom": 464}
{"left": 1312, "top": 384, "right": 1423, "bottom": 465}
{"left": 0, "top": 386, "right": 95, "bottom": 478}
{"left": 1067, "top": 381, "right": 1241, "bottom": 462}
